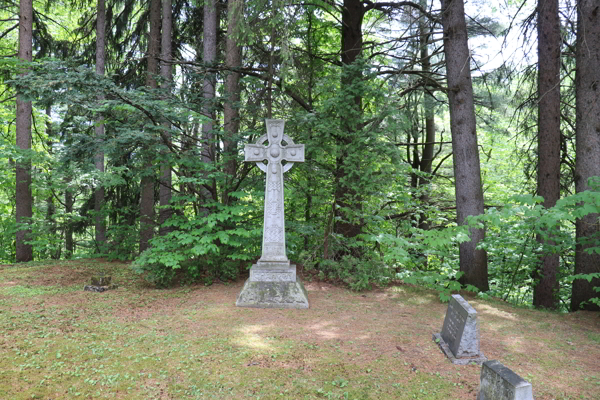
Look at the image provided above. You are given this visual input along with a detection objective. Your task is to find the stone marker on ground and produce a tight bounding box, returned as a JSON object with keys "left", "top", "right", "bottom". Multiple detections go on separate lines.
{"left": 433, "top": 294, "right": 486, "bottom": 364}
{"left": 84, "top": 275, "right": 118, "bottom": 292}
{"left": 236, "top": 119, "right": 309, "bottom": 308}
{"left": 477, "top": 360, "right": 534, "bottom": 400}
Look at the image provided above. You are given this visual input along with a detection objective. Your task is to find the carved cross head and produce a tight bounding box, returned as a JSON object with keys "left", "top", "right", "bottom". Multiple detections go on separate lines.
{"left": 244, "top": 119, "right": 305, "bottom": 173}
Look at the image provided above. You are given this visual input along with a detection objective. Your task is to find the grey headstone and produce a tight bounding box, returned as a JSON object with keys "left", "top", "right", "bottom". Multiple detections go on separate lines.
{"left": 236, "top": 119, "right": 309, "bottom": 309}
{"left": 84, "top": 282, "right": 118, "bottom": 292}
{"left": 477, "top": 360, "right": 534, "bottom": 400}
{"left": 91, "top": 276, "right": 111, "bottom": 286}
{"left": 433, "top": 294, "right": 486, "bottom": 364}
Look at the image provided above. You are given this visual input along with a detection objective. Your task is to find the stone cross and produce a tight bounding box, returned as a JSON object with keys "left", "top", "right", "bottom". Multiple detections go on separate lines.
{"left": 244, "top": 119, "right": 304, "bottom": 265}
{"left": 236, "top": 119, "right": 309, "bottom": 308}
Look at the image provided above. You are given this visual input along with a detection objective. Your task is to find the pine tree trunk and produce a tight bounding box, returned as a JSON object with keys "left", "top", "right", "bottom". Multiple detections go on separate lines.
{"left": 95, "top": 0, "right": 107, "bottom": 247}
{"left": 45, "top": 105, "right": 60, "bottom": 259}
{"left": 65, "top": 188, "right": 74, "bottom": 258}
{"left": 65, "top": 110, "right": 74, "bottom": 259}
{"left": 140, "top": 0, "right": 161, "bottom": 252}
{"left": 223, "top": 0, "right": 242, "bottom": 205}
{"left": 572, "top": 0, "right": 600, "bottom": 311}
{"left": 440, "top": 0, "right": 488, "bottom": 291}
{"left": 201, "top": 0, "right": 218, "bottom": 205}
{"left": 418, "top": 0, "right": 435, "bottom": 232}
{"left": 15, "top": 0, "right": 33, "bottom": 262}
{"left": 534, "top": 0, "right": 561, "bottom": 309}
{"left": 158, "top": 0, "right": 173, "bottom": 236}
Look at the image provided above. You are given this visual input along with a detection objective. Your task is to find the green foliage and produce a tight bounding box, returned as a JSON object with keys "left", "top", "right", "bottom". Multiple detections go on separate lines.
{"left": 473, "top": 191, "right": 600, "bottom": 310}
{"left": 383, "top": 225, "right": 470, "bottom": 302}
{"left": 302, "top": 249, "right": 393, "bottom": 291}
{"left": 132, "top": 196, "right": 261, "bottom": 287}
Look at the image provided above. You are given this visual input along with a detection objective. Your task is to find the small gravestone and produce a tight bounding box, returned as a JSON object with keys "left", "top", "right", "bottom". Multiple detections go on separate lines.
{"left": 477, "top": 360, "right": 534, "bottom": 400}
{"left": 84, "top": 275, "right": 118, "bottom": 292}
{"left": 433, "top": 294, "right": 486, "bottom": 364}
{"left": 91, "top": 276, "right": 111, "bottom": 286}
{"left": 236, "top": 119, "right": 309, "bottom": 309}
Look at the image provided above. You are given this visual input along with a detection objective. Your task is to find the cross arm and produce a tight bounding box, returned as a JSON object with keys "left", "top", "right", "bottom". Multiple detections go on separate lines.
{"left": 283, "top": 144, "right": 305, "bottom": 163}
{"left": 244, "top": 144, "right": 268, "bottom": 162}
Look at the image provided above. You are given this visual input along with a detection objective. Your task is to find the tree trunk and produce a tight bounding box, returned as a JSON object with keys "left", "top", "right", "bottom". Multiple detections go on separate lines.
{"left": 65, "top": 188, "right": 74, "bottom": 258}
{"left": 140, "top": 0, "right": 161, "bottom": 252}
{"left": 95, "top": 0, "right": 107, "bottom": 248}
{"left": 533, "top": 0, "right": 561, "bottom": 309}
{"left": 440, "top": 0, "right": 488, "bottom": 292}
{"left": 572, "top": 0, "right": 600, "bottom": 312}
{"left": 419, "top": 11, "right": 435, "bottom": 180}
{"left": 333, "top": 0, "right": 365, "bottom": 242}
{"left": 65, "top": 110, "right": 74, "bottom": 259}
{"left": 146, "top": 0, "right": 161, "bottom": 89}
{"left": 223, "top": 0, "right": 242, "bottom": 205}
{"left": 15, "top": 0, "right": 33, "bottom": 262}
{"left": 418, "top": 0, "right": 435, "bottom": 232}
{"left": 158, "top": 0, "right": 173, "bottom": 236}
{"left": 45, "top": 105, "right": 60, "bottom": 259}
{"left": 201, "top": 0, "right": 218, "bottom": 204}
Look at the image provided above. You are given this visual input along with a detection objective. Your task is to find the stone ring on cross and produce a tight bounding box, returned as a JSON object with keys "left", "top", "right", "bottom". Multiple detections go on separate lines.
{"left": 244, "top": 120, "right": 304, "bottom": 173}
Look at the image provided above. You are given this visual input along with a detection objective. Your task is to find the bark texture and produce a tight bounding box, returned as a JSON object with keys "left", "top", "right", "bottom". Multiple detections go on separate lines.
{"left": 16, "top": 0, "right": 34, "bottom": 262}
{"left": 159, "top": 0, "right": 173, "bottom": 235}
{"left": 534, "top": 0, "right": 561, "bottom": 309}
{"left": 95, "top": 0, "right": 107, "bottom": 246}
{"left": 65, "top": 188, "right": 74, "bottom": 258}
{"left": 417, "top": 0, "right": 435, "bottom": 231}
{"left": 201, "top": 0, "right": 218, "bottom": 204}
{"left": 223, "top": 0, "right": 242, "bottom": 205}
{"left": 572, "top": 0, "right": 600, "bottom": 311}
{"left": 140, "top": 0, "right": 161, "bottom": 252}
{"left": 440, "top": 0, "right": 488, "bottom": 291}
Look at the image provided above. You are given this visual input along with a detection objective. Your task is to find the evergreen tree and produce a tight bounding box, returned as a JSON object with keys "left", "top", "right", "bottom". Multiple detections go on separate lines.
{"left": 440, "top": 0, "right": 488, "bottom": 292}
{"left": 15, "top": 0, "right": 34, "bottom": 262}
{"left": 573, "top": 0, "right": 600, "bottom": 311}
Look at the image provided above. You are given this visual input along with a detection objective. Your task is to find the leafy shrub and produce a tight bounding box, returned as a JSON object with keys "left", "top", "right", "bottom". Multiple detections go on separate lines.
{"left": 132, "top": 199, "right": 260, "bottom": 287}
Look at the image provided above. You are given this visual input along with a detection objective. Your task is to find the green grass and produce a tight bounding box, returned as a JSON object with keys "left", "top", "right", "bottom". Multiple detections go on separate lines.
{"left": 0, "top": 260, "right": 598, "bottom": 399}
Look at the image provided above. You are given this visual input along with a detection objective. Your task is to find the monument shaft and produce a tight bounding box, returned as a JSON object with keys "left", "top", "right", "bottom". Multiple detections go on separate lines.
{"left": 244, "top": 119, "right": 304, "bottom": 264}
{"left": 236, "top": 119, "right": 309, "bottom": 308}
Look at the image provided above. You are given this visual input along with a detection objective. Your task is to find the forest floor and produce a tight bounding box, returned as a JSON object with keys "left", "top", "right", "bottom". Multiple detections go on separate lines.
{"left": 0, "top": 260, "right": 598, "bottom": 400}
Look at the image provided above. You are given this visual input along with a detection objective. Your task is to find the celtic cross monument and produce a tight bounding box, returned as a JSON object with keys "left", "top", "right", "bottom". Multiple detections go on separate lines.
{"left": 236, "top": 119, "right": 310, "bottom": 308}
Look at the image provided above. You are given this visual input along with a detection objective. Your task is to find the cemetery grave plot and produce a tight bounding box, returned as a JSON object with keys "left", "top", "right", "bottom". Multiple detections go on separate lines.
{"left": 477, "top": 360, "right": 533, "bottom": 400}
{"left": 434, "top": 294, "right": 487, "bottom": 365}
{"left": 0, "top": 260, "right": 598, "bottom": 399}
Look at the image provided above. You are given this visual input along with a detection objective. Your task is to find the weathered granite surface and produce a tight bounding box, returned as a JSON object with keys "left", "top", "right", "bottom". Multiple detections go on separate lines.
{"left": 91, "top": 276, "right": 111, "bottom": 286}
{"left": 83, "top": 284, "right": 118, "bottom": 292}
{"left": 433, "top": 294, "right": 486, "bottom": 364}
{"left": 84, "top": 276, "right": 118, "bottom": 292}
{"left": 249, "top": 264, "right": 297, "bottom": 282}
{"left": 477, "top": 360, "right": 534, "bottom": 400}
{"left": 236, "top": 119, "right": 309, "bottom": 308}
{"left": 236, "top": 278, "right": 309, "bottom": 309}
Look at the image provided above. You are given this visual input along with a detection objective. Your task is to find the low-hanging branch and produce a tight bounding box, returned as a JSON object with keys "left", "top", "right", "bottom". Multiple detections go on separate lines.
{"left": 362, "top": 0, "right": 440, "bottom": 23}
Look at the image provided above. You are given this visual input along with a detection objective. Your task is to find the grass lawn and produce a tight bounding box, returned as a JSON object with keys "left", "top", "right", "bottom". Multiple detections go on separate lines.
{"left": 0, "top": 260, "right": 598, "bottom": 399}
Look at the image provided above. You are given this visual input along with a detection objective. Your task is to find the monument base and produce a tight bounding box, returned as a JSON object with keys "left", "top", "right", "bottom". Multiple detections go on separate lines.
{"left": 250, "top": 262, "right": 296, "bottom": 282}
{"left": 236, "top": 264, "right": 309, "bottom": 308}
{"left": 433, "top": 333, "right": 487, "bottom": 365}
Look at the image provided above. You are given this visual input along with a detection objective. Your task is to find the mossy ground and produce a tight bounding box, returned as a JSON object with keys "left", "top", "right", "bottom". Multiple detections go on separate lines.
{"left": 0, "top": 260, "right": 598, "bottom": 399}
